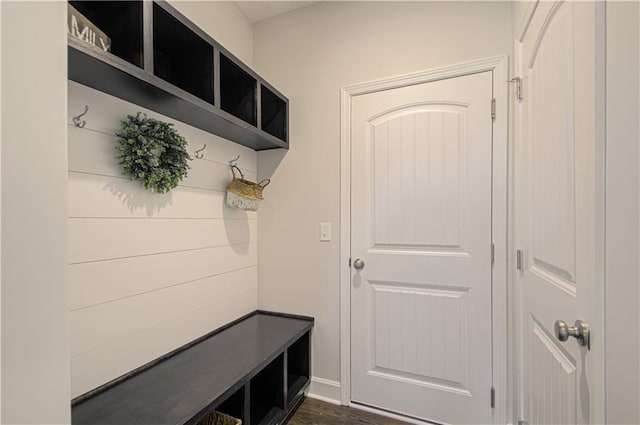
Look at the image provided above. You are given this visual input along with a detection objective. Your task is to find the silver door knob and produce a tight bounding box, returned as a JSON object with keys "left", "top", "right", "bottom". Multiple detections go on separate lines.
{"left": 353, "top": 258, "right": 365, "bottom": 270}
{"left": 554, "top": 320, "right": 590, "bottom": 350}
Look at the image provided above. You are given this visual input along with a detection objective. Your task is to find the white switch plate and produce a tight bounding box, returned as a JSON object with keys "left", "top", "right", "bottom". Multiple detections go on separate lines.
{"left": 320, "top": 223, "right": 332, "bottom": 242}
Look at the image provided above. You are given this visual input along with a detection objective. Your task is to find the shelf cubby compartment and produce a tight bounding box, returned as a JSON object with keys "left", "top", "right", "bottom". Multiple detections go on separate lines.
{"left": 250, "top": 354, "right": 284, "bottom": 425}
{"left": 286, "top": 332, "right": 310, "bottom": 404}
{"left": 69, "top": 1, "right": 144, "bottom": 69}
{"left": 261, "top": 85, "right": 287, "bottom": 142}
{"left": 153, "top": 2, "right": 214, "bottom": 104}
{"left": 220, "top": 54, "right": 257, "bottom": 126}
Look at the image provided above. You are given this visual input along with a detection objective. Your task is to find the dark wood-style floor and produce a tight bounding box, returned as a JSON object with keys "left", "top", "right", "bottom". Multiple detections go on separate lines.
{"left": 287, "top": 397, "right": 410, "bottom": 425}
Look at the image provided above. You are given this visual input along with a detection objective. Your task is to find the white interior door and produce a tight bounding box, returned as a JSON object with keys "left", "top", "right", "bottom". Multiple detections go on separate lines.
{"left": 516, "top": 1, "right": 604, "bottom": 424}
{"left": 350, "top": 71, "right": 494, "bottom": 424}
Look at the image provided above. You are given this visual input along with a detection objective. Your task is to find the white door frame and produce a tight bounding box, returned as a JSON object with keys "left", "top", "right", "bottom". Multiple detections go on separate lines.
{"left": 340, "top": 55, "right": 510, "bottom": 423}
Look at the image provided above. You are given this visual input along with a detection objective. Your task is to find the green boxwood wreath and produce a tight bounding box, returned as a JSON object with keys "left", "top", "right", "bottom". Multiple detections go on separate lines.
{"left": 115, "top": 113, "right": 192, "bottom": 193}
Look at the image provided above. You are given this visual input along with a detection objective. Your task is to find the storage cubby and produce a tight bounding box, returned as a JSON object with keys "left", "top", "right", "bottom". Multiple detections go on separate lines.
{"left": 153, "top": 3, "right": 214, "bottom": 104}
{"left": 69, "top": 1, "right": 143, "bottom": 68}
{"left": 261, "top": 85, "right": 287, "bottom": 142}
{"left": 220, "top": 54, "right": 257, "bottom": 126}
{"left": 286, "top": 332, "right": 310, "bottom": 404}
{"left": 214, "top": 387, "right": 244, "bottom": 423}
{"left": 250, "top": 354, "right": 284, "bottom": 425}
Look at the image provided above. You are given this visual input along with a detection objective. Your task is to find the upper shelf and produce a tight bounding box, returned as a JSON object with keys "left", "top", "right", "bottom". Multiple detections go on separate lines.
{"left": 68, "top": 0, "right": 289, "bottom": 151}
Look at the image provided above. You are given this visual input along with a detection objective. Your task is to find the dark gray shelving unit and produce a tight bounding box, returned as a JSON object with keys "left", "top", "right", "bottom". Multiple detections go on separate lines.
{"left": 68, "top": 0, "right": 288, "bottom": 151}
{"left": 72, "top": 312, "right": 313, "bottom": 425}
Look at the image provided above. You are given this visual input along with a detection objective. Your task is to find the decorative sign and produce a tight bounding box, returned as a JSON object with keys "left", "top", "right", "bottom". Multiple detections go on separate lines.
{"left": 67, "top": 5, "right": 111, "bottom": 52}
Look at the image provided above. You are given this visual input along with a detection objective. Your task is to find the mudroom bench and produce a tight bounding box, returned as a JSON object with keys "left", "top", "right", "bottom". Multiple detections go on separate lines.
{"left": 72, "top": 311, "right": 313, "bottom": 425}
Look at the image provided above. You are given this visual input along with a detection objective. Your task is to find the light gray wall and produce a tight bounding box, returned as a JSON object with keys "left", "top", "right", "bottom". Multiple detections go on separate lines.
{"left": 605, "top": 1, "right": 640, "bottom": 423}
{"left": 253, "top": 1, "right": 512, "bottom": 400}
{"left": 1, "top": 1, "right": 70, "bottom": 423}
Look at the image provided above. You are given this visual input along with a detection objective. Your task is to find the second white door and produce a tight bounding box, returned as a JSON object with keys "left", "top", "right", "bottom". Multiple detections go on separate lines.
{"left": 350, "top": 71, "right": 494, "bottom": 424}
{"left": 516, "top": 1, "right": 605, "bottom": 423}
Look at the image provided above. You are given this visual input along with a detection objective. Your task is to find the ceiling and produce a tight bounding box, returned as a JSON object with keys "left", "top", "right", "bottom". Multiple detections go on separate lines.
{"left": 234, "top": 1, "right": 320, "bottom": 23}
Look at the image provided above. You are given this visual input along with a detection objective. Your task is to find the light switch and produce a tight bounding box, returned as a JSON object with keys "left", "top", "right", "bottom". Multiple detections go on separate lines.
{"left": 320, "top": 223, "right": 332, "bottom": 242}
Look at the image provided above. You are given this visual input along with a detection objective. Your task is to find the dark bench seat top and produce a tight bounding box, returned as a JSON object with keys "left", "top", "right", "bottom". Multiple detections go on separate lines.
{"left": 72, "top": 312, "right": 313, "bottom": 425}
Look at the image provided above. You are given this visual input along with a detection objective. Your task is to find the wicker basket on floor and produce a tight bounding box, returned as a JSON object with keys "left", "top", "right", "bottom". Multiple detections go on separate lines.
{"left": 198, "top": 411, "right": 242, "bottom": 425}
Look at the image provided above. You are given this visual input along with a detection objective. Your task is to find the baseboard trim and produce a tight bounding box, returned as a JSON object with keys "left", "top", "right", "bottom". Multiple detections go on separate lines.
{"left": 307, "top": 377, "right": 341, "bottom": 405}
{"left": 350, "top": 402, "right": 436, "bottom": 425}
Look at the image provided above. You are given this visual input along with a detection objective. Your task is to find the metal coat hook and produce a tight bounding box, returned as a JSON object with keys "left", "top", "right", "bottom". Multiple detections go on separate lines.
{"left": 194, "top": 144, "right": 207, "bottom": 159}
{"left": 229, "top": 155, "right": 240, "bottom": 166}
{"left": 73, "top": 105, "right": 89, "bottom": 128}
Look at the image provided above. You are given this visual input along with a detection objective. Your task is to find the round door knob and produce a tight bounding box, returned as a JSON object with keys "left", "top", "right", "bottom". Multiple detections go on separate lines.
{"left": 554, "top": 320, "right": 570, "bottom": 341}
{"left": 554, "top": 319, "right": 590, "bottom": 350}
{"left": 353, "top": 258, "right": 365, "bottom": 270}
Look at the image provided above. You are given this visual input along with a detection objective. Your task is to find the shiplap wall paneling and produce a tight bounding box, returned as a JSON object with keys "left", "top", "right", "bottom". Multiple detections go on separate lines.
{"left": 69, "top": 243, "right": 257, "bottom": 310}
{"left": 68, "top": 81, "right": 258, "bottom": 398}
{"left": 72, "top": 286, "right": 257, "bottom": 396}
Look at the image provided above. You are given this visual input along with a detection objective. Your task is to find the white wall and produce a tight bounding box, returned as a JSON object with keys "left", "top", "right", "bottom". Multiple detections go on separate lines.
{"left": 604, "top": 1, "right": 640, "bottom": 423}
{"left": 68, "top": 3, "right": 257, "bottom": 398}
{"left": 169, "top": 0, "right": 254, "bottom": 66}
{"left": 253, "top": 1, "right": 512, "bottom": 400}
{"left": 1, "top": 2, "right": 70, "bottom": 423}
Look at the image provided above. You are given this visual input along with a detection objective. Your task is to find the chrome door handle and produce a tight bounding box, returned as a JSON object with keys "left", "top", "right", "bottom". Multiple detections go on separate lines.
{"left": 554, "top": 320, "right": 590, "bottom": 350}
{"left": 353, "top": 258, "right": 365, "bottom": 270}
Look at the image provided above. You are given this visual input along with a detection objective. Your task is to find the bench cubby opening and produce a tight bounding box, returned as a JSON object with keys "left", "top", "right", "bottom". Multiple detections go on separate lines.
{"left": 286, "top": 331, "right": 310, "bottom": 405}
{"left": 250, "top": 354, "right": 285, "bottom": 425}
{"left": 212, "top": 386, "right": 245, "bottom": 423}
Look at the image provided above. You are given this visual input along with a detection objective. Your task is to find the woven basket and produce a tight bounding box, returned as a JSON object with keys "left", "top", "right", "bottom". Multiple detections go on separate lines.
{"left": 198, "top": 411, "right": 242, "bottom": 425}
{"left": 226, "top": 165, "right": 270, "bottom": 211}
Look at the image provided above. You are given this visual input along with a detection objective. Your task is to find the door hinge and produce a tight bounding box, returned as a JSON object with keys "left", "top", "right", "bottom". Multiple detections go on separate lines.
{"left": 507, "top": 77, "right": 523, "bottom": 101}
{"left": 490, "top": 386, "right": 495, "bottom": 408}
{"left": 491, "top": 98, "right": 496, "bottom": 121}
{"left": 491, "top": 243, "right": 495, "bottom": 266}
{"left": 516, "top": 249, "right": 523, "bottom": 271}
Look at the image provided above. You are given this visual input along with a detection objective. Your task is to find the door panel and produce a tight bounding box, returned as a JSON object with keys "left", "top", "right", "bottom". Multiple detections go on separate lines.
{"left": 528, "top": 1, "right": 577, "bottom": 292}
{"left": 351, "top": 71, "right": 493, "bottom": 424}
{"left": 370, "top": 282, "right": 470, "bottom": 392}
{"left": 370, "top": 104, "right": 467, "bottom": 251}
{"left": 529, "top": 320, "right": 576, "bottom": 425}
{"left": 517, "top": 1, "right": 604, "bottom": 424}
